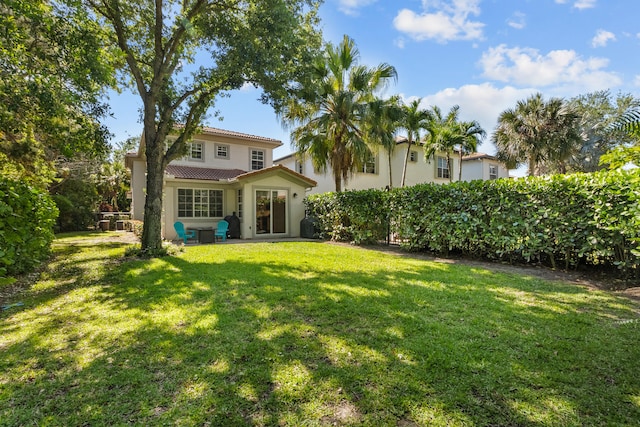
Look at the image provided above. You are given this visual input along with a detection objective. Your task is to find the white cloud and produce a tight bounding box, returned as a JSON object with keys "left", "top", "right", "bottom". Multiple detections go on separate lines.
{"left": 411, "top": 83, "right": 534, "bottom": 150}
{"left": 338, "top": 0, "right": 377, "bottom": 16}
{"left": 555, "top": 0, "right": 596, "bottom": 9}
{"left": 591, "top": 29, "right": 616, "bottom": 47}
{"left": 393, "top": 0, "right": 484, "bottom": 43}
{"left": 634, "top": 75, "right": 640, "bottom": 87}
{"left": 574, "top": 0, "right": 596, "bottom": 9}
{"left": 507, "top": 12, "right": 526, "bottom": 30}
{"left": 479, "top": 44, "right": 621, "bottom": 91}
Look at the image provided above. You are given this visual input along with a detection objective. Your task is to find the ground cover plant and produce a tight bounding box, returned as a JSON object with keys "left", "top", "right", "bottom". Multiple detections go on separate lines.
{"left": 1, "top": 233, "right": 639, "bottom": 426}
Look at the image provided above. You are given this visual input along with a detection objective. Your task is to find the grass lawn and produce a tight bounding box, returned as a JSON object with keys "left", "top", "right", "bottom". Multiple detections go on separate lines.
{"left": 1, "top": 232, "right": 640, "bottom": 426}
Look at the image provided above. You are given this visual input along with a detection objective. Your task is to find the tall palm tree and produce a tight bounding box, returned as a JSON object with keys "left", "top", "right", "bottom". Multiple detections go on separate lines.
{"left": 397, "top": 98, "right": 430, "bottom": 187}
{"left": 364, "top": 96, "right": 402, "bottom": 188}
{"left": 424, "top": 105, "right": 461, "bottom": 183}
{"left": 281, "top": 35, "right": 397, "bottom": 192}
{"left": 493, "top": 93, "right": 581, "bottom": 176}
{"left": 456, "top": 120, "right": 485, "bottom": 181}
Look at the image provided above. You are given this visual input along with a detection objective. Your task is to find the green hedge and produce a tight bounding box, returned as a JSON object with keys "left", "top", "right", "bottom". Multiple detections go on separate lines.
{"left": 305, "top": 189, "right": 390, "bottom": 244}
{"left": 305, "top": 169, "right": 640, "bottom": 277}
{"left": 0, "top": 178, "right": 58, "bottom": 277}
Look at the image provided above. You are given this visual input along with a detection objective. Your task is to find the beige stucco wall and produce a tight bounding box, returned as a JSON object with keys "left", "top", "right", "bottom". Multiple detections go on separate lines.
{"left": 238, "top": 174, "right": 310, "bottom": 239}
{"left": 162, "top": 180, "right": 239, "bottom": 241}
{"left": 460, "top": 159, "right": 509, "bottom": 181}
{"left": 277, "top": 144, "right": 461, "bottom": 193}
{"left": 170, "top": 135, "right": 277, "bottom": 172}
{"left": 161, "top": 173, "right": 311, "bottom": 241}
{"left": 130, "top": 158, "right": 147, "bottom": 221}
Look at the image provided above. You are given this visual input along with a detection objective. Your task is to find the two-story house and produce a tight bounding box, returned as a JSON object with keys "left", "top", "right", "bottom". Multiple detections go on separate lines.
{"left": 275, "top": 137, "right": 509, "bottom": 193}
{"left": 126, "top": 127, "right": 316, "bottom": 241}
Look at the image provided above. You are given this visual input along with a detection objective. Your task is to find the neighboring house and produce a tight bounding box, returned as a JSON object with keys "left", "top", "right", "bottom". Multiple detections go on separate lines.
{"left": 459, "top": 152, "right": 508, "bottom": 182}
{"left": 126, "top": 127, "right": 316, "bottom": 241}
{"left": 275, "top": 137, "right": 509, "bottom": 193}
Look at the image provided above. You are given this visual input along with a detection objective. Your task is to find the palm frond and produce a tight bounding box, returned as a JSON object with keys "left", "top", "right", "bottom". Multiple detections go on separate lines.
{"left": 609, "top": 107, "right": 640, "bottom": 134}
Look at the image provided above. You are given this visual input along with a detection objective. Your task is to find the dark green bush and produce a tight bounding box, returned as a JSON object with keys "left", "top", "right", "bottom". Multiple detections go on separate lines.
{"left": 51, "top": 177, "right": 99, "bottom": 232}
{"left": 0, "top": 178, "right": 58, "bottom": 277}
{"left": 306, "top": 170, "right": 640, "bottom": 277}
{"left": 305, "top": 189, "right": 390, "bottom": 244}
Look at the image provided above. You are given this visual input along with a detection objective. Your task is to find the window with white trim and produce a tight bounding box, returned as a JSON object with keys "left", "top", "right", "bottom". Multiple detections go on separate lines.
{"left": 436, "top": 156, "right": 450, "bottom": 179}
{"left": 178, "top": 189, "right": 223, "bottom": 218}
{"left": 215, "top": 143, "right": 230, "bottom": 159}
{"left": 251, "top": 149, "right": 265, "bottom": 170}
{"left": 187, "top": 142, "right": 203, "bottom": 160}
{"left": 489, "top": 164, "right": 498, "bottom": 180}
{"left": 295, "top": 160, "right": 304, "bottom": 175}
{"left": 360, "top": 153, "right": 377, "bottom": 174}
{"left": 409, "top": 150, "right": 418, "bottom": 162}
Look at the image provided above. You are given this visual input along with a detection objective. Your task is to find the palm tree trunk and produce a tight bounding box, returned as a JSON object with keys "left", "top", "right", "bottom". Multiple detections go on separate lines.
{"left": 458, "top": 150, "right": 463, "bottom": 181}
{"left": 387, "top": 152, "right": 393, "bottom": 189}
{"left": 401, "top": 138, "right": 412, "bottom": 187}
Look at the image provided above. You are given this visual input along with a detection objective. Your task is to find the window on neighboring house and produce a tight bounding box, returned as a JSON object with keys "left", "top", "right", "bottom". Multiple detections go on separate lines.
{"left": 177, "top": 189, "right": 223, "bottom": 218}
{"left": 409, "top": 150, "right": 418, "bottom": 162}
{"left": 360, "top": 153, "right": 377, "bottom": 174}
{"left": 436, "top": 156, "right": 450, "bottom": 179}
{"left": 187, "top": 142, "right": 203, "bottom": 160}
{"left": 215, "top": 143, "right": 230, "bottom": 159}
{"left": 295, "top": 160, "right": 304, "bottom": 175}
{"left": 251, "top": 149, "right": 265, "bottom": 170}
{"left": 489, "top": 164, "right": 498, "bottom": 180}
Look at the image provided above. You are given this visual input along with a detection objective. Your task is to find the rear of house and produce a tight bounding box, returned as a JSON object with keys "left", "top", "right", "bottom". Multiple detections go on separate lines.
{"left": 126, "top": 127, "right": 316, "bottom": 241}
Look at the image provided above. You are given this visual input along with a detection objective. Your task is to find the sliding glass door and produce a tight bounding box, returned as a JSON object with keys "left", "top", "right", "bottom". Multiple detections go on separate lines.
{"left": 255, "top": 190, "right": 287, "bottom": 235}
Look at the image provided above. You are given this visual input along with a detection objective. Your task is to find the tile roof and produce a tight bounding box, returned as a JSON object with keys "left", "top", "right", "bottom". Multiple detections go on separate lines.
{"left": 165, "top": 165, "right": 246, "bottom": 181}
{"left": 197, "top": 126, "right": 282, "bottom": 145}
{"left": 235, "top": 164, "right": 316, "bottom": 187}
{"left": 462, "top": 153, "right": 496, "bottom": 161}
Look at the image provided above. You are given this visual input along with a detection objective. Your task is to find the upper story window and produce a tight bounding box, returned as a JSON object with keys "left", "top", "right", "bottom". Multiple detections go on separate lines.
{"left": 360, "top": 154, "right": 377, "bottom": 174}
{"left": 187, "top": 142, "right": 203, "bottom": 161}
{"left": 409, "top": 150, "right": 418, "bottom": 162}
{"left": 295, "top": 160, "right": 304, "bottom": 175}
{"left": 489, "top": 164, "right": 498, "bottom": 180}
{"left": 436, "top": 156, "right": 450, "bottom": 179}
{"left": 215, "top": 143, "right": 230, "bottom": 160}
{"left": 251, "top": 149, "right": 265, "bottom": 170}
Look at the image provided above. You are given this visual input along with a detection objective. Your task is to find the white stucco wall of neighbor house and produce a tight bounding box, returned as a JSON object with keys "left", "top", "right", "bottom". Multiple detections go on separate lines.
{"left": 276, "top": 145, "right": 462, "bottom": 193}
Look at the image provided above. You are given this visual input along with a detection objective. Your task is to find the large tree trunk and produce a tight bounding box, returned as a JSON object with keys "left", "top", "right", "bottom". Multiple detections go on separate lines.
{"left": 140, "top": 119, "right": 166, "bottom": 250}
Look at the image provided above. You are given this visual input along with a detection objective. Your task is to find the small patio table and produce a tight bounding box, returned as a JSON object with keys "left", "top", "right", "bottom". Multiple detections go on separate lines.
{"left": 187, "top": 227, "right": 215, "bottom": 244}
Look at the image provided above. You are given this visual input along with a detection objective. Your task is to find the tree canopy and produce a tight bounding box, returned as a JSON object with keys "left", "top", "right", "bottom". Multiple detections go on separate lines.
{"left": 79, "top": 0, "right": 323, "bottom": 250}
{"left": 0, "top": 0, "right": 114, "bottom": 187}
{"left": 281, "top": 35, "right": 397, "bottom": 192}
{"left": 493, "top": 93, "right": 582, "bottom": 176}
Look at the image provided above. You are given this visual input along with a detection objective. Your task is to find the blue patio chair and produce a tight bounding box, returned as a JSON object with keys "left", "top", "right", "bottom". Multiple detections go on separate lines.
{"left": 174, "top": 221, "right": 196, "bottom": 244}
{"left": 215, "top": 220, "right": 229, "bottom": 242}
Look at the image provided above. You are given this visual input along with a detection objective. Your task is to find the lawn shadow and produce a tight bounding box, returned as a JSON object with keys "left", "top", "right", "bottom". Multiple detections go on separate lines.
{"left": 2, "top": 239, "right": 639, "bottom": 425}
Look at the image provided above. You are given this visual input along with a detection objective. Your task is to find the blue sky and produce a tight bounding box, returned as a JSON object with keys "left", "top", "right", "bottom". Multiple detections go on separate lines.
{"left": 104, "top": 0, "right": 640, "bottom": 163}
